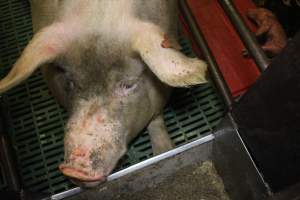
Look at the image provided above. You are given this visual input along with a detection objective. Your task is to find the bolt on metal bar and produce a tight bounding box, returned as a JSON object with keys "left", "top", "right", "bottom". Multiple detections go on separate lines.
{"left": 218, "top": 0, "right": 270, "bottom": 72}
{"left": 179, "top": 0, "right": 234, "bottom": 108}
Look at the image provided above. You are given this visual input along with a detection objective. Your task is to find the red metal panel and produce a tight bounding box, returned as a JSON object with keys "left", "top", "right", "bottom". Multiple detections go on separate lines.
{"left": 181, "top": 0, "right": 261, "bottom": 96}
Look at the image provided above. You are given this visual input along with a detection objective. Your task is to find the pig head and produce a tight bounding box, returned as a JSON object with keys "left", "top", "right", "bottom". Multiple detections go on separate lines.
{"left": 1, "top": 0, "right": 207, "bottom": 187}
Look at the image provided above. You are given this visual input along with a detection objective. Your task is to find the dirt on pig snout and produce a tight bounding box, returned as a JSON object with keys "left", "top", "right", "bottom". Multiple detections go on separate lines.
{"left": 113, "top": 161, "right": 231, "bottom": 200}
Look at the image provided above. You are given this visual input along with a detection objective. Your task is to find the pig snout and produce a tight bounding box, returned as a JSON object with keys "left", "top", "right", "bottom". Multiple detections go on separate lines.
{"left": 58, "top": 100, "right": 128, "bottom": 187}
{"left": 59, "top": 148, "right": 106, "bottom": 186}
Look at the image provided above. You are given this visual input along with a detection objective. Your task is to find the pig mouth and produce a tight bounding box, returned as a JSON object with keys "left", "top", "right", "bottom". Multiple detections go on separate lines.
{"left": 59, "top": 164, "right": 106, "bottom": 183}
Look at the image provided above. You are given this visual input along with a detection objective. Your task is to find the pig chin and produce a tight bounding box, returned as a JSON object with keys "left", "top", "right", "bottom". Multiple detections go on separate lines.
{"left": 59, "top": 145, "right": 126, "bottom": 187}
{"left": 59, "top": 165, "right": 106, "bottom": 187}
{"left": 59, "top": 152, "right": 123, "bottom": 188}
{"left": 59, "top": 137, "right": 127, "bottom": 187}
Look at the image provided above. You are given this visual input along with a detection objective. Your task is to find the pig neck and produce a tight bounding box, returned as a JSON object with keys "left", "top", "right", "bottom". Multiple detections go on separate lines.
{"left": 59, "top": 1, "right": 133, "bottom": 33}
{"left": 56, "top": 0, "right": 158, "bottom": 54}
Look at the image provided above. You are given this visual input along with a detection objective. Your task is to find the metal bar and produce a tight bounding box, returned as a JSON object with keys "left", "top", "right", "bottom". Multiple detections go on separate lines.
{"left": 218, "top": 0, "right": 270, "bottom": 72}
{"left": 0, "top": 136, "right": 20, "bottom": 191}
{"left": 179, "top": 0, "right": 234, "bottom": 108}
{"left": 0, "top": 113, "right": 21, "bottom": 192}
{"left": 213, "top": 114, "right": 269, "bottom": 199}
{"left": 51, "top": 134, "right": 215, "bottom": 200}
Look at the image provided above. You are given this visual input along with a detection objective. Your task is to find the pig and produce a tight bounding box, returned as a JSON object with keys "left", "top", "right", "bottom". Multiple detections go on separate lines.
{"left": 1, "top": 0, "right": 207, "bottom": 187}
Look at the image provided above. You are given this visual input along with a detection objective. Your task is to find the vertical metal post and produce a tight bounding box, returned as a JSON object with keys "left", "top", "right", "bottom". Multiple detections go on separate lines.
{"left": 0, "top": 102, "right": 21, "bottom": 192}
{"left": 179, "top": 0, "right": 234, "bottom": 108}
{"left": 218, "top": 0, "right": 270, "bottom": 72}
{"left": 0, "top": 135, "right": 21, "bottom": 192}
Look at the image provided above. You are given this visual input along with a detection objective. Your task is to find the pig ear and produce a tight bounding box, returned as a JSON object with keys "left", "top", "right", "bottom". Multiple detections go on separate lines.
{"left": 132, "top": 23, "right": 207, "bottom": 87}
{"left": 0, "top": 22, "right": 78, "bottom": 93}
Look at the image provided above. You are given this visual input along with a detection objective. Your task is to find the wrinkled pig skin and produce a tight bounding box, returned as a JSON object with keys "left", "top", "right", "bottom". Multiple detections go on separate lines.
{"left": 0, "top": 0, "right": 208, "bottom": 188}
{"left": 247, "top": 8, "right": 287, "bottom": 57}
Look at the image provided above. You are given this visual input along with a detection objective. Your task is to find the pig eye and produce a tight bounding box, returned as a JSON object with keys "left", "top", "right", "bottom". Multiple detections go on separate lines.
{"left": 115, "top": 79, "right": 139, "bottom": 96}
{"left": 53, "top": 63, "right": 75, "bottom": 93}
{"left": 65, "top": 77, "right": 75, "bottom": 91}
{"left": 121, "top": 82, "right": 135, "bottom": 89}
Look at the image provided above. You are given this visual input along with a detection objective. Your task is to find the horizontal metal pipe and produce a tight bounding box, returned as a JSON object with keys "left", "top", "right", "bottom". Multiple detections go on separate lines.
{"left": 218, "top": 0, "right": 270, "bottom": 72}
{"left": 179, "top": 0, "right": 234, "bottom": 108}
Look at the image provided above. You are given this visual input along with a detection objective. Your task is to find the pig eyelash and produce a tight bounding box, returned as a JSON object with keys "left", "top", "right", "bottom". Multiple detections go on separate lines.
{"left": 121, "top": 82, "right": 135, "bottom": 89}
{"left": 67, "top": 79, "right": 75, "bottom": 91}
{"left": 54, "top": 62, "right": 68, "bottom": 72}
{"left": 115, "top": 81, "right": 138, "bottom": 96}
{"left": 62, "top": 71, "right": 75, "bottom": 92}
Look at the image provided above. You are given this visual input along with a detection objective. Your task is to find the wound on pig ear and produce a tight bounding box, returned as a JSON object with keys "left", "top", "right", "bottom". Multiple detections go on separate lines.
{"left": 161, "top": 34, "right": 181, "bottom": 50}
